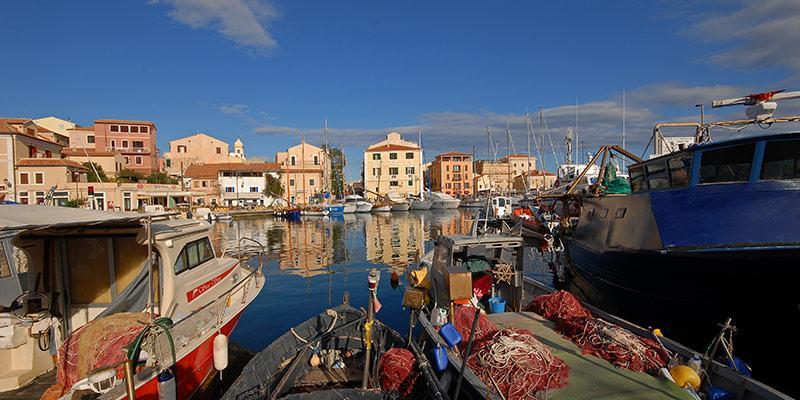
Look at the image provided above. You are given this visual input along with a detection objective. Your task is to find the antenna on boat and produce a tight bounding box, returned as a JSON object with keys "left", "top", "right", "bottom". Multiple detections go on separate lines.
{"left": 712, "top": 89, "right": 800, "bottom": 122}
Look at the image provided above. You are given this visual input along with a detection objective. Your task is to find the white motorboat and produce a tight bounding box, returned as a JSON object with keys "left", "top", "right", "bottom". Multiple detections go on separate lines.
{"left": 344, "top": 194, "right": 373, "bottom": 213}
{"left": 408, "top": 196, "right": 432, "bottom": 210}
{"left": 428, "top": 191, "right": 461, "bottom": 209}
{"left": 386, "top": 192, "right": 410, "bottom": 211}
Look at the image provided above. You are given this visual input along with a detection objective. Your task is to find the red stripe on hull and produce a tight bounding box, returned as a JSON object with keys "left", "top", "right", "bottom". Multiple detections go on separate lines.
{"left": 123, "top": 311, "right": 243, "bottom": 399}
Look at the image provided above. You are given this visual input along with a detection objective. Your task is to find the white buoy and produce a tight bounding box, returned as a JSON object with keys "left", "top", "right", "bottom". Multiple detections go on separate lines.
{"left": 213, "top": 334, "right": 229, "bottom": 371}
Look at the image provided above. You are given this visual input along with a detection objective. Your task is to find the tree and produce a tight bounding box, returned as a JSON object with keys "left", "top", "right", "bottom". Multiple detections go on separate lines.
{"left": 116, "top": 169, "right": 143, "bottom": 183}
{"left": 82, "top": 162, "right": 108, "bottom": 182}
{"left": 264, "top": 174, "right": 284, "bottom": 197}
{"left": 145, "top": 172, "right": 178, "bottom": 184}
{"left": 327, "top": 147, "right": 346, "bottom": 197}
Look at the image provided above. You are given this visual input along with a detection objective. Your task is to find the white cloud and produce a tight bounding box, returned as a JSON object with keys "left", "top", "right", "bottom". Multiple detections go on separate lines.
{"left": 219, "top": 103, "right": 249, "bottom": 115}
{"left": 687, "top": 0, "right": 800, "bottom": 75}
{"left": 159, "top": 0, "right": 279, "bottom": 51}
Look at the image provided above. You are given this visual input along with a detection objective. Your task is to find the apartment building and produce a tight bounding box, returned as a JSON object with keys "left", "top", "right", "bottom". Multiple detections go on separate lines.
{"left": 163, "top": 133, "right": 246, "bottom": 176}
{"left": 275, "top": 141, "right": 330, "bottom": 205}
{"left": 216, "top": 162, "right": 282, "bottom": 207}
{"left": 362, "top": 132, "right": 422, "bottom": 200}
{"left": 474, "top": 154, "right": 538, "bottom": 193}
{"left": 68, "top": 119, "right": 159, "bottom": 175}
{"left": 428, "top": 151, "right": 474, "bottom": 197}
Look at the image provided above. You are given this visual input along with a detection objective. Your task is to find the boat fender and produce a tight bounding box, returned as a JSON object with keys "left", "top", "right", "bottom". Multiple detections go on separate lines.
{"left": 213, "top": 334, "right": 228, "bottom": 371}
{"left": 669, "top": 365, "right": 700, "bottom": 390}
{"left": 309, "top": 354, "right": 321, "bottom": 367}
{"left": 157, "top": 369, "right": 176, "bottom": 400}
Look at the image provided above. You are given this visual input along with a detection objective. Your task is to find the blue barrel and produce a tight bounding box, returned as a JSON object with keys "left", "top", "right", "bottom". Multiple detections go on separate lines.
{"left": 489, "top": 297, "right": 506, "bottom": 313}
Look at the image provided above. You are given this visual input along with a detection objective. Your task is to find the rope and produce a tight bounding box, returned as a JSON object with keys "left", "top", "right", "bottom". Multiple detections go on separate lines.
{"left": 290, "top": 309, "right": 339, "bottom": 345}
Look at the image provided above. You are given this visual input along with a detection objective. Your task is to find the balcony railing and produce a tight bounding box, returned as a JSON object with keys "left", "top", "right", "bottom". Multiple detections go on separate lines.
{"left": 106, "top": 147, "right": 151, "bottom": 154}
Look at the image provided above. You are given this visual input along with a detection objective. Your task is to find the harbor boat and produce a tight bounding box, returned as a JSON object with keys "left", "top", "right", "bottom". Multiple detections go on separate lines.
{"left": 221, "top": 272, "right": 444, "bottom": 400}
{"left": 275, "top": 208, "right": 302, "bottom": 220}
{"left": 408, "top": 196, "right": 433, "bottom": 210}
{"left": 371, "top": 201, "right": 392, "bottom": 213}
{"left": 428, "top": 192, "right": 461, "bottom": 209}
{"left": 341, "top": 204, "right": 357, "bottom": 213}
{"left": 344, "top": 194, "right": 373, "bottom": 213}
{"left": 459, "top": 198, "right": 484, "bottom": 208}
{"left": 489, "top": 195, "right": 512, "bottom": 218}
{"left": 409, "top": 230, "right": 791, "bottom": 400}
{"left": 387, "top": 192, "right": 411, "bottom": 211}
{"left": 323, "top": 204, "right": 345, "bottom": 214}
{"left": 301, "top": 206, "right": 329, "bottom": 217}
{"left": 0, "top": 205, "right": 265, "bottom": 399}
{"left": 554, "top": 91, "right": 800, "bottom": 396}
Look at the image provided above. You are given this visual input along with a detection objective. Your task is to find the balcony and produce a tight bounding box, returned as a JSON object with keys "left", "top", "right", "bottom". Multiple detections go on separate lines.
{"left": 106, "top": 147, "right": 151, "bottom": 154}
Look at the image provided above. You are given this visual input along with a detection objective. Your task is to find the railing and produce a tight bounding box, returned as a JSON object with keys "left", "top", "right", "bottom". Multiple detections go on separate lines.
{"left": 105, "top": 147, "right": 151, "bottom": 154}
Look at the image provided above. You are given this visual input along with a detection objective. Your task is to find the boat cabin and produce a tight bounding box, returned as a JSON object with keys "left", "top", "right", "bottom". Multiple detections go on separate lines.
{"left": 628, "top": 132, "right": 800, "bottom": 193}
{"left": 0, "top": 205, "right": 246, "bottom": 393}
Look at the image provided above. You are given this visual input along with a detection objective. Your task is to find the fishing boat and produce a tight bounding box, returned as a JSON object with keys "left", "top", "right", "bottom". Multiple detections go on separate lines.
{"left": 344, "top": 195, "right": 373, "bottom": 213}
{"left": 301, "top": 206, "right": 329, "bottom": 217}
{"left": 556, "top": 91, "right": 800, "bottom": 395}
{"left": 0, "top": 205, "right": 264, "bottom": 399}
{"left": 275, "top": 208, "right": 302, "bottom": 220}
{"left": 459, "top": 198, "right": 484, "bottom": 208}
{"left": 408, "top": 230, "right": 791, "bottom": 400}
{"left": 408, "top": 196, "right": 432, "bottom": 210}
{"left": 323, "top": 204, "right": 345, "bottom": 214}
{"left": 428, "top": 192, "right": 461, "bottom": 209}
{"left": 221, "top": 271, "right": 444, "bottom": 400}
{"left": 387, "top": 192, "right": 411, "bottom": 211}
{"left": 371, "top": 201, "right": 392, "bottom": 213}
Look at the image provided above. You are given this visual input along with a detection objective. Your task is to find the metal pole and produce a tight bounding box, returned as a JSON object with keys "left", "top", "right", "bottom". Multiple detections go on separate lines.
{"left": 454, "top": 308, "right": 481, "bottom": 400}
{"left": 362, "top": 268, "right": 379, "bottom": 389}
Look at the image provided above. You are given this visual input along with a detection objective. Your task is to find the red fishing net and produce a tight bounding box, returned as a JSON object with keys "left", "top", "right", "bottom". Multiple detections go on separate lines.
{"left": 525, "top": 290, "right": 592, "bottom": 322}
{"left": 56, "top": 312, "right": 148, "bottom": 389}
{"left": 528, "top": 291, "right": 668, "bottom": 374}
{"left": 453, "top": 306, "right": 569, "bottom": 399}
{"left": 378, "top": 348, "right": 419, "bottom": 397}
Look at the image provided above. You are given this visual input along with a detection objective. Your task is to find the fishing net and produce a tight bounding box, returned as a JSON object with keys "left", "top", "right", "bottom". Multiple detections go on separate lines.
{"left": 525, "top": 290, "right": 592, "bottom": 323}
{"left": 557, "top": 317, "right": 668, "bottom": 374}
{"left": 378, "top": 348, "right": 419, "bottom": 397}
{"left": 452, "top": 306, "right": 569, "bottom": 399}
{"left": 469, "top": 328, "right": 569, "bottom": 399}
{"left": 56, "top": 312, "right": 148, "bottom": 389}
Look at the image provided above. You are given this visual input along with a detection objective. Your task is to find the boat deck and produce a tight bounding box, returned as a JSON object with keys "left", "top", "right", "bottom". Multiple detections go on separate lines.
{"left": 487, "top": 311, "right": 693, "bottom": 400}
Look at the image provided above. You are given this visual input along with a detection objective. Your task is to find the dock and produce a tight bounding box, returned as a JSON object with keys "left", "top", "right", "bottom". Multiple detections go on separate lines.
{"left": 486, "top": 311, "right": 692, "bottom": 400}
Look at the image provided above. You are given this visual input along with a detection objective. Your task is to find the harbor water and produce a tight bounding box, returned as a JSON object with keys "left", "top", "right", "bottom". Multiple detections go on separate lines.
{"left": 211, "top": 210, "right": 552, "bottom": 352}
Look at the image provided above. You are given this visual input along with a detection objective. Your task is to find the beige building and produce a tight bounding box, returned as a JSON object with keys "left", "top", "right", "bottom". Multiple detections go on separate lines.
{"left": 474, "top": 154, "right": 538, "bottom": 193}
{"left": 276, "top": 141, "right": 330, "bottom": 205}
{"left": 513, "top": 170, "right": 557, "bottom": 190}
{"left": 32, "top": 116, "right": 76, "bottom": 140}
{"left": 428, "top": 151, "right": 474, "bottom": 197}
{"left": 1, "top": 118, "right": 79, "bottom": 203}
{"left": 163, "top": 133, "right": 246, "bottom": 176}
{"left": 62, "top": 148, "right": 126, "bottom": 178}
{"left": 362, "top": 132, "right": 422, "bottom": 200}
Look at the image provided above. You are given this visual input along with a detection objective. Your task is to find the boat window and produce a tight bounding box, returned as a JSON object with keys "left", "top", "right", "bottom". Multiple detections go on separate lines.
{"left": 615, "top": 208, "right": 627, "bottom": 219}
{"left": 599, "top": 208, "right": 609, "bottom": 218}
{"left": 668, "top": 155, "right": 692, "bottom": 187}
{"left": 174, "top": 238, "right": 215, "bottom": 274}
{"left": 646, "top": 161, "right": 669, "bottom": 190}
{"left": 699, "top": 143, "right": 755, "bottom": 184}
{"left": 760, "top": 139, "right": 800, "bottom": 180}
{"left": 0, "top": 245, "right": 10, "bottom": 279}
{"left": 629, "top": 166, "right": 646, "bottom": 192}
{"left": 498, "top": 198, "right": 505, "bottom": 207}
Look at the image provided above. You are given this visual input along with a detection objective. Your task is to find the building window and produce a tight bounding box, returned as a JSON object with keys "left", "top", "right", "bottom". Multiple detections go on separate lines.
{"left": 177, "top": 145, "right": 186, "bottom": 153}
{"left": 19, "top": 192, "right": 28, "bottom": 204}
{"left": 389, "top": 167, "right": 399, "bottom": 175}
{"left": 225, "top": 187, "right": 235, "bottom": 193}
{"left": 35, "top": 172, "right": 43, "bottom": 184}
{"left": 372, "top": 153, "right": 381, "bottom": 160}
{"left": 465, "top": 182, "right": 470, "bottom": 189}
{"left": 249, "top": 187, "right": 259, "bottom": 193}
{"left": 124, "top": 156, "right": 130, "bottom": 164}
{"left": 309, "top": 179, "right": 315, "bottom": 186}
{"left": 389, "top": 153, "right": 397, "bottom": 160}
{"left": 289, "top": 178, "right": 295, "bottom": 186}
{"left": 408, "top": 180, "right": 413, "bottom": 186}
{"left": 406, "top": 152, "right": 414, "bottom": 159}
{"left": 120, "top": 125, "right": 129, "bottom": 133}
{"left": 165, "top": 159, "right": 171, "bottom": 167}
{"left": 130, "top": 126, "right": 139, "bottom": 133}
{"left": 140, "top": 126, "right": 149, "bottom": 133}
{"left": 390, "top": 181, "right": 399, "bottom": 186}
{"left": 19, "top": 172, "right": 29, "bottom": 184}
{"left": 111, "top": 125, "right": 119, "bottom": 132}
{"left": 446, "top": 165, "right": 449, "bottom": 171}
{"left": 122, "top": 140, "right": 129, "bottom": 148}
{"left": 87, "top": 135, "right": 95, "bottom": 144}
{"left": 135, "top": 156, "right": 143, "bottom": 165}
{"left": 133, "top": 141, "right": 143, "bottom": 148}
{"left": 290, "top": 156, "right": 296, "bottom": 166}
{"left": 216, "top": 147, "right": 221, "bottom": 154}
{"left": 35, "top": 191, "right": 45, "bottom": 204}
{"left": 372, "top": 168, "right": 380, "bottom": 176}
{"left": 202, "top": 181, "right": 208, "bottom": 187}
{"left": 123, "top": 192, "right": 132, "bottom": 211}
{"left": 29, "top": 146, "right": 37, "bottom": 158}
{"left": 453, "top": 165, "right": 461, "bottom": 172}
{"left": 44, "top": 150, "right": 52, "bottom": 158}
{"left": 406, "top": 166, "right": 415, "bottom": 174}
{"left": 313, "top": 155, "right": 319, "bottom": 165}
{"left": 110, "top": 140, "right": 116, "bottom": 148}
{"left": 454, "top": 183, "right": 461, "bottom": 190}
{"left": 446, "top": 183, "right": 451, "bottom": 189}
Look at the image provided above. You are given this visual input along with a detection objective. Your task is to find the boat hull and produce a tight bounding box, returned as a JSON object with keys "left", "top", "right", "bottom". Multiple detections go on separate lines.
{"left": 409, "top": 199, "right": 432, "bottom": 210}
{"left": 430, "top": 199, "right": 460, "bottom": 209}
{"left": 390, "top": 203, "right": 410, "bottom": 211}
{"left": 371, "top": 205, "right": 391, "bottom": 213}
{"left": 342, "top": 204, "right": 356, "bottom": 213}
{"left": 563, "top": 238, "right": 800, "bottom": 396}
{"left": 324, "top": 205, "right": 345, "bottom": 214}
{"left": 355, "top": 203, "right": 373, "bottom": 213}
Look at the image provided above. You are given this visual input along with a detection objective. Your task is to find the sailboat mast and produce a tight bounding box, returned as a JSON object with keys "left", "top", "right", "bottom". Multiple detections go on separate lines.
{"left": 323, "top": 118, "right": 329, "bottom": 195}
{"left": 418, "top": 128, "right": 424, "bottom": 198}
{"left": 506, "top": 122, "right": 511, "bottom": 196}
{"left": 526, "top": 113, "right": 531, "bottom": 193}
{"left": 301, "top": 132, "right": 306, "bottom": 205}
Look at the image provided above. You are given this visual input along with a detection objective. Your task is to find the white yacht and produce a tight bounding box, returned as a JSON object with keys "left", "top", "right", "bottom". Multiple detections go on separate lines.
{"left": 428, "top": 191, "right": 461, "bottom": 209}
{"left": 343, "top": 194, "right": 373, "bottom": 213}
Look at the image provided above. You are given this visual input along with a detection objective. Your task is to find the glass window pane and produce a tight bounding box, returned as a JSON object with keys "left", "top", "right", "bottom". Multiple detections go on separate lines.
{"left": 200, "top": 239, "right": 214, "bottom": 262}
{"left": 669, "top": 155, "right": 692, "bottom": 187}
{"left": 761, "top": 140, "right": 800, "bottom": 180}
{"left": 646, "top": 161, "right": 669, "bottom": 190}
{"left": 629, "top": 166, "right": 646, "bottom": 192}
{"left": 187, "top": 242, "right": 200, "bottom": 268}
{"left": 174, "top": 251, "right": 187, "bottom": 274}
{"left": 700, "top": 144, "right": 755, "bottom": 184}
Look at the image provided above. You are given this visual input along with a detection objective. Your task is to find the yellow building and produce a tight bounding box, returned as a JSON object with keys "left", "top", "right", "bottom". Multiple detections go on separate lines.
{"left": 362, "top": 132, "right": 422, "bottom": 200}
{"left": 474, "top": 154, "right": 538, "bottom": 193}
{"left": 276, "top": 141, "right": 331, "bottom": 205}
{"left": 163, "top": 133, "right": 245, "bottom": 176}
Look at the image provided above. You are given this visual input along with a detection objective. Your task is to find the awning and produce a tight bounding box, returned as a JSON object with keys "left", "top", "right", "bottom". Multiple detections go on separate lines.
{"left": 0, "top": 205, "right": 144, "bottom": 232}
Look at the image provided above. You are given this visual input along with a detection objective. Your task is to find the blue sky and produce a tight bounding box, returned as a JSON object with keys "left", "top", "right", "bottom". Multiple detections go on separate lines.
{"left": 2, "top": 0, "right": 799, "bottom": 179}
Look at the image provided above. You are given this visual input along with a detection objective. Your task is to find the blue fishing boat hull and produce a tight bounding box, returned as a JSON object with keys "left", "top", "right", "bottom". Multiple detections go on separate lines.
{"left": 325, "top": 205, "right": 345, "bottom": 214}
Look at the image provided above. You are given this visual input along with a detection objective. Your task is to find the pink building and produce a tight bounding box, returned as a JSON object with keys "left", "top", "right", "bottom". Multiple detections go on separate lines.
{"left": 78, "top": 119, "right": 159, "bottom": 175}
